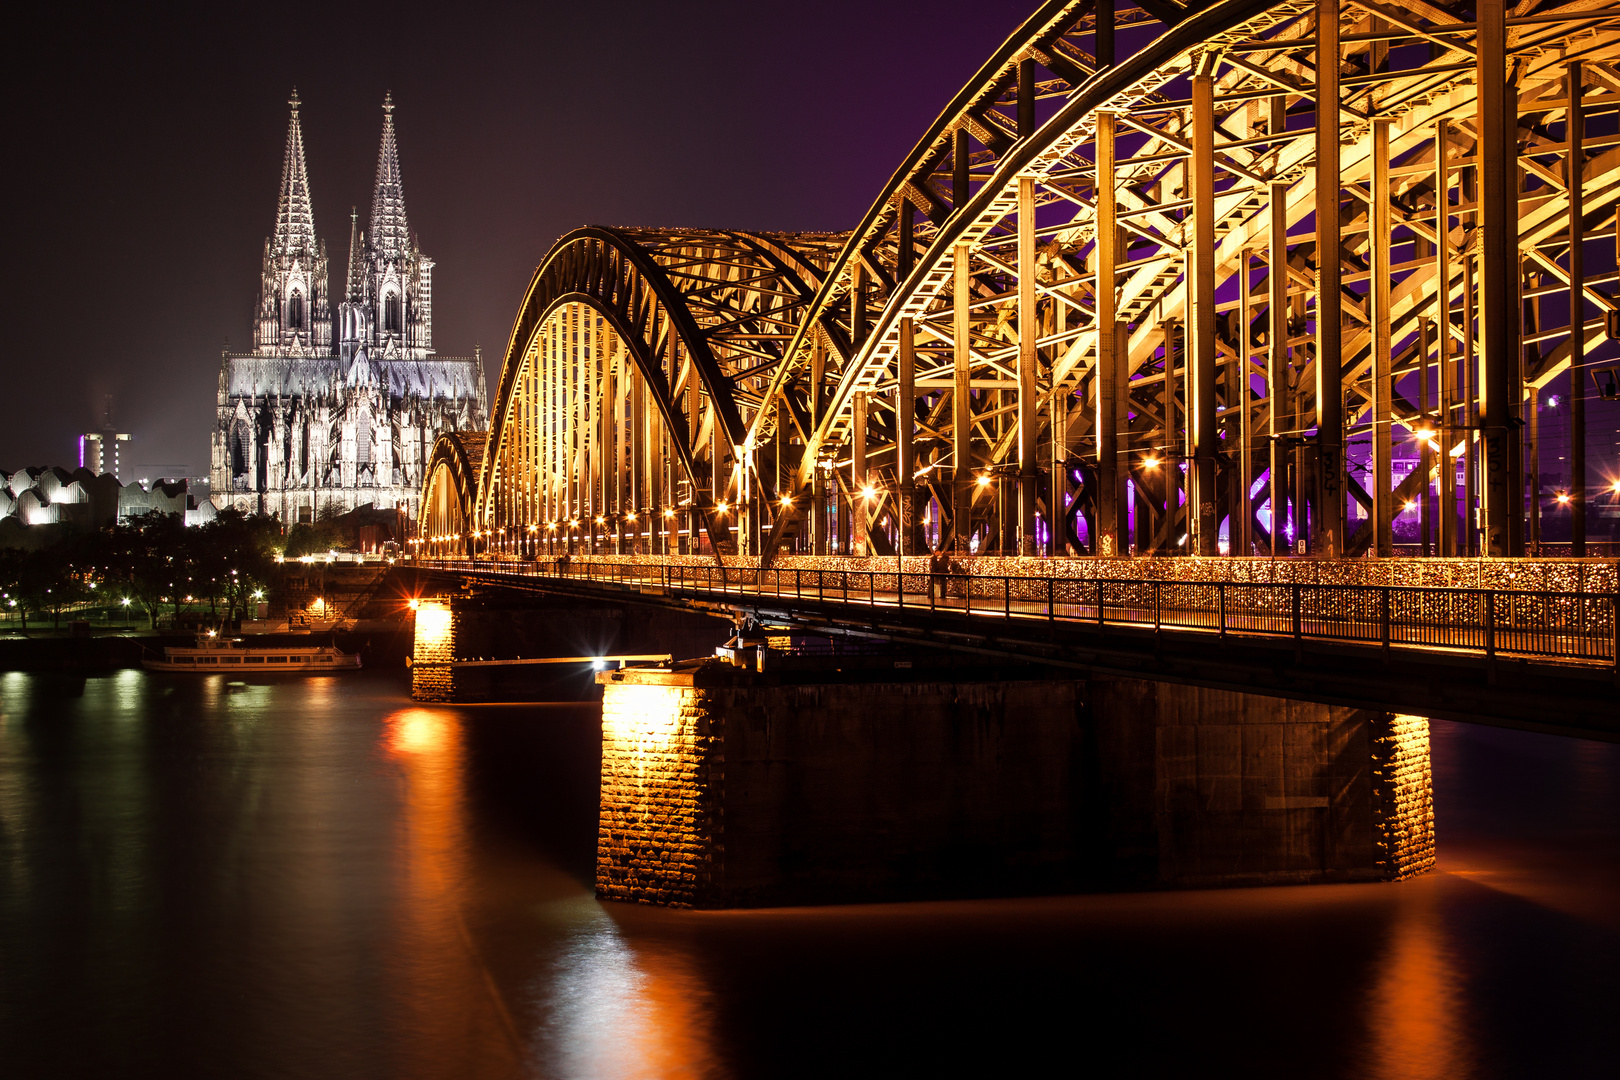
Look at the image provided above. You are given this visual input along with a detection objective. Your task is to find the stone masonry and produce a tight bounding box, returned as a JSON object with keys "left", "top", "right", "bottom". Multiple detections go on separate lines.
{"left": 596, "top": 666, "right": 1437, "bottom": 908}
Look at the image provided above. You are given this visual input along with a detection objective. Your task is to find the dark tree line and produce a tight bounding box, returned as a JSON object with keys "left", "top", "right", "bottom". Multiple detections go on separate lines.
{"left": 0, "top": 510, "right": 280, "bottom": 630}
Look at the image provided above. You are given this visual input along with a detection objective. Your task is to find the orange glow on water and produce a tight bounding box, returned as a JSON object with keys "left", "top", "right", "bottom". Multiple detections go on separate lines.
{"left": 539, "top": 906, "right": 720, "bottom": 1080}
{"left": 388, "top": 709, "right": 451, "bottom": 756}
{"left": 1366, "top": 886, "right": 1471, "bottom": 1080}
{"left": 380, "top": 707, "right": 525, "bottom": 1069}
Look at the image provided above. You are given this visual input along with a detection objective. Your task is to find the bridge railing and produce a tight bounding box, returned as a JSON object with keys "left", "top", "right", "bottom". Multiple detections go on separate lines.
{"left": 416, "top": 558, "right": 1620, "bottom": 669}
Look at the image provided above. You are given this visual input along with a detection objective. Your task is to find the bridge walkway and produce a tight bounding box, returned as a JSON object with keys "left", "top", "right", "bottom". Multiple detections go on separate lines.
{"left": 418, "top": 558, "right": 1619, "bottom": 671}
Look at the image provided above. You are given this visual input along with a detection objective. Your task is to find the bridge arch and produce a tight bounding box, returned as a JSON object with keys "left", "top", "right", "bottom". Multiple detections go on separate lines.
{"left": 751, "top": 0, "right": 1620, "bottom": 561}
{"left": 418, "top": 431, "right": 487, "bottom": 559}
{"left": 478, "top": 226, "right": 843, "bottom": 557}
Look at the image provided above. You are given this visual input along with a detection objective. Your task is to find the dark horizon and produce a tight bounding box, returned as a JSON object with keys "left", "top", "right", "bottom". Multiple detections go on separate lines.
{"left": 1, "top": 0, "right": 1035, "bottom": 478}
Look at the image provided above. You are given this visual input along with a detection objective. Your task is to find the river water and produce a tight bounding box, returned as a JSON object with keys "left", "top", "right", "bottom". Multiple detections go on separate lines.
{"left": 1, "top": 669, "right": 1616, "bottom": 1079}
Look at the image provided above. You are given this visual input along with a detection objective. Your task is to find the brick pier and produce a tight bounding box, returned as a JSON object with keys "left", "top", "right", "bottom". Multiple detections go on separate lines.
{"left": 595, "top": 663, "right": 1435, "bottom": 907}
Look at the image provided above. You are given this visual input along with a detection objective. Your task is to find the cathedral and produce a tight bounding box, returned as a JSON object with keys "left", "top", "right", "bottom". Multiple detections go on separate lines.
{"left": 211, "top": 91, "right": 487, "bottom": 524}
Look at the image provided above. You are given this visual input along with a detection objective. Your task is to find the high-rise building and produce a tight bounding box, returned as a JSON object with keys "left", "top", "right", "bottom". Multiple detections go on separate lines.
{"left": 211, "top": 91, "right": 487, "bottom": 523}
{"left": 80, "top": 396, "right": 130, "bottom": 479}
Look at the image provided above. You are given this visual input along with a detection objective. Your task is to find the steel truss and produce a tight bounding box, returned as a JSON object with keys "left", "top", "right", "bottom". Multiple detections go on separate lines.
{"left": 472, "top": 226, "right": 843, "bottom": 557}
{"left": 448, "top": 0, "right": 1620, "bottom": 563}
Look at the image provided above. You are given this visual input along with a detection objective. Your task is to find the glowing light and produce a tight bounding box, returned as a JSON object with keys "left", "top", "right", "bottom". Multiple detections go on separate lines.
{"left": 595, "top": 516, "right": 605, "bottom": 525}
{"left": 1556, "top": 492, "right": 1571, "bottom": 504}
{"left": 1143, "top": 456, "right": 1160, "bottom": 469}
{"left": 975, "top": 474, "right": 992, "bottom": 487}
{"left": 860, "top": 485, "right": 877, "bottom": 500}
{"left": 121, "top": 598, "right": 130, "bottom": 606}
{"left": 1411, "top": 428, "right": 1434, "bottom": 442}
{"left": 414, "top": 599, "right": 452, "bottom": 651}
{"left": 779, "top": 495, "right": 793, "bottom": 508}
{"left": 408, "top": 599, "right": 420, "bottom": 611}
{"left": 1548, "top": 394, "right": 1561, "bottom": 407}
{"left": 625, "top": 512, "right": 637, "bottom": 522}
{"left": 1403, "top": 501, "right": 1416, "bottom": 512}
{"left": 663, "top": 509, "right": 676, "bottom": 518}
{"left": 207, "top": 629, "right": 217, "bottom": 637}
{"left": 252, "top": 590, "right": 264, "bottom": 600}
{"left": 715, "top": 501, "right": 729, "bottom": 513}
{"left": 387, "top": 708, "right": 450, "bottom": 755}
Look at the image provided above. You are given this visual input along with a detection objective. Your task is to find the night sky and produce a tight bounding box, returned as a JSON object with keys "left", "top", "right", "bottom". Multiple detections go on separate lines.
{"left": 2, "top": 0, "right": 1035, "bottom": 479}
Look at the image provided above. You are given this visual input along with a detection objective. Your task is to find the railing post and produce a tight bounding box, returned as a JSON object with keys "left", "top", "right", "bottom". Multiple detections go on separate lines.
{"left": 1292, "top": 583, "right": 1302, "bottom": 650}
{"left": 1097, "top": 578, "right": 1104, "bottom": 629}
{"left": 1219, "top": 583, "right": 1226, "bottom": 642}
{"left": 1154, "top": 581, "right": 1161, "bottom": 633}
{"left": 1381, "top": 588, "right": 1391, "bottom": 652}
{"left": 1611, "top": 592, "right": 1619, "bottom": 672}
{"left": 1005, "top": 577, "right": 1011, "bottom": 620}
{"left": 1047, "top": 577, "right": 1054, "bottom": 624}
{"left": 1486, "top": 590, "right": 1496, "bottom": 660}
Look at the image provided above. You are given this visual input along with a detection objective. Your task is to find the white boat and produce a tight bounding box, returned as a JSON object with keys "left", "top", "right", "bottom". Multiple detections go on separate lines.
{"left": 142, "top": 634, "right": 362, "bottom": 673}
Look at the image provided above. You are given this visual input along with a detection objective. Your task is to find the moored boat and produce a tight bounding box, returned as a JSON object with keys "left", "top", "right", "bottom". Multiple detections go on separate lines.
{"left": 142, "top": 633, "right": 362, "bottom": 673}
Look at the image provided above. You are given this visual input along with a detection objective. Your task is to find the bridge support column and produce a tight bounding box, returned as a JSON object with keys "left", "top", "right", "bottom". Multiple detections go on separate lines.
{"left": 1476, "top": 0, "right": 1525, "bottom": 555}
{"left": 409, "top": 599, "right": 458, "bottom": 702}
{"left": 595, "top": 666, "right": 1434, "bottom": 908}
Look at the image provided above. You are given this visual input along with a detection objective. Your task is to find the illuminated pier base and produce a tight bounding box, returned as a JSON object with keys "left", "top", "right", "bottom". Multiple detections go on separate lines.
{"left": 596, "top": 666, "right": 1434, "bottom": 908}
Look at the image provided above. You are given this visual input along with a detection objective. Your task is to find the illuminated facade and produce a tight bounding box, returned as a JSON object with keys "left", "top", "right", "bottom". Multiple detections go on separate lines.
{"left": 213, "top": 91, "right": 487, "bottom": 524}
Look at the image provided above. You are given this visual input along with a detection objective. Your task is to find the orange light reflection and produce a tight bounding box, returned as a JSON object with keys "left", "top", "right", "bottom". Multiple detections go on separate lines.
{"left": 1366, "top": 885, "right": 1471, "bottom": 1080}
{"left": 538, "top": 906, "right": 720, "bottom": 1080}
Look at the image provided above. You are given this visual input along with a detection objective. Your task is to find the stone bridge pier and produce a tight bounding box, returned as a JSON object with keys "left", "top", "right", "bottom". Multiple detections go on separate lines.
{"left": 595, "top": 662, "right": 1435, "bottom": 908}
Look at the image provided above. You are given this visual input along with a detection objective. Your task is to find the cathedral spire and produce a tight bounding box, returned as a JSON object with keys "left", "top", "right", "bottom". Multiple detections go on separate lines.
{"left": 345, "top": 207, "right": 364, "bottom": 302}
{"left": 369, "top": 93, "right": 410, "bottom": 256}
{"left": 272, "top": 89, "right": 318, "bottom": 257}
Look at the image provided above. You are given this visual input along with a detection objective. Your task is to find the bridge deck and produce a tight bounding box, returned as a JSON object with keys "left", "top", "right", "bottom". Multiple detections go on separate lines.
{"left": 421, "top": 557, "right": 1619, "bottom": 670}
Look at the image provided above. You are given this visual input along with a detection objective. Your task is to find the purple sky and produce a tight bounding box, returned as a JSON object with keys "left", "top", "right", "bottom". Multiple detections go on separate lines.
{"left": 2, "top": 0, "right": 1036, "bottom": 477}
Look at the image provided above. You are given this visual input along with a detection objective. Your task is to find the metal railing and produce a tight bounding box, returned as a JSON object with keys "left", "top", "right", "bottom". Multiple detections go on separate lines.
{"left": 417, "top": 558, "right": 1620, "bottom": 669}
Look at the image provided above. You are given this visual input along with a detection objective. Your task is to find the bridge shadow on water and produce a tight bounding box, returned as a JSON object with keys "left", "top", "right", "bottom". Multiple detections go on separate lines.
{"left": 457, "top": 700, "right": 604, "bottom": 889}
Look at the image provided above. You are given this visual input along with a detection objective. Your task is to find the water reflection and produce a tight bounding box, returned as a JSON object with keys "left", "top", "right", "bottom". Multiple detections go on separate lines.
{"left": 533, "top": 900, "right": 721, "bottom": 1080}
{"left": 2, "top": 674, "right": 1616, "bottom": 1079}
{"left": 382, "top": 706, "right": 526, "bottom": 1073}
{"left": 1366, "top": 882, "right": 1471, "bottom": 1080}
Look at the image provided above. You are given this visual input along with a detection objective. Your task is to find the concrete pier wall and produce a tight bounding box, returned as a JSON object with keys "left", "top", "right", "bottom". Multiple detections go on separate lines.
{"left": 596, "top": 665, "right": 1435, "bottom": 908}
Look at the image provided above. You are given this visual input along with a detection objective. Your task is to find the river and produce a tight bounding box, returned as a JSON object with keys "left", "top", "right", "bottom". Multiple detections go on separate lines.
{"left": 1, "top": 669, "right": 1616, "bottom": 1079}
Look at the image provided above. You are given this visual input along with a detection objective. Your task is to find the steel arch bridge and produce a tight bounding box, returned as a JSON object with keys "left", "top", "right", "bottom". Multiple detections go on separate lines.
{"left": 419, "top": 0, "right": 1620, "bottom": 565}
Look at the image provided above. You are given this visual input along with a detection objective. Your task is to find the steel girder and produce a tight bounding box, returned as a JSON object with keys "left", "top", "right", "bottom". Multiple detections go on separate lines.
{"left": 749, "top": 0, "right": 1620, "bottom": 560}
{"left": 452, "top": 0, "right": 1620, "bottom": 563}
{"left": 419, "top": 431, "right": 487, "bottom": 558}
{"left": 470, "top": 226, "right": 842, "bottom": 557}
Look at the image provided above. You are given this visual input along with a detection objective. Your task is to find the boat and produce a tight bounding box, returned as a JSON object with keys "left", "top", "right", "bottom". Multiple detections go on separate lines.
{"left": 142, "top": 633, "right": 362, "bottom": 673}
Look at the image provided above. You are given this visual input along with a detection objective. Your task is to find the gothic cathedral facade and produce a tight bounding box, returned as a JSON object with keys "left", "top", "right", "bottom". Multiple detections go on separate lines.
{"left": 211, "top": 91, "right": 487, "bottom": 524}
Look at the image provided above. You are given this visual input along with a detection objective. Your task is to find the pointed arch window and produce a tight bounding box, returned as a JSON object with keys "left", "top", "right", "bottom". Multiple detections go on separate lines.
{"left": 288, "top": 290, "right": 304, "bottom": 330}
{"left": 384, "top": 293, "right": 401, "bottom": 333}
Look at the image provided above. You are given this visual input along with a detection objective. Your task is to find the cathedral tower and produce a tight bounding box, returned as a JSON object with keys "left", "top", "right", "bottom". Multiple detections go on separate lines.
{"left": 254, "top": 90, "right": 331, "bottom": 355}
{"left": 361, "top": 94, "right": 433, "bottom": 358}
